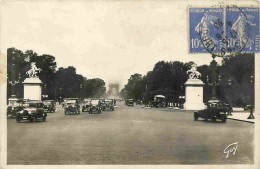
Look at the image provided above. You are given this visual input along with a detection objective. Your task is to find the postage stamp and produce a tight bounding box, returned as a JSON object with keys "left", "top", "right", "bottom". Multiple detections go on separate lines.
{"left": 189, "top": 7, "right": 224, "bottom": 54}
{"left": 226, "top": 6, "right": 259, "bottom": 53}
{"left": 189, "top": 6, "right": 260, "bottom": 56}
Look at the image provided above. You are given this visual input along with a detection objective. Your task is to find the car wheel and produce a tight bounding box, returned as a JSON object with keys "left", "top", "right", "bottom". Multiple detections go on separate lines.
{"left": 30, "top": 116, "right": 35, "bottom": 122}
{"left": 212, "top": 117, "right": 216, "bottom": 122}
{"left": 221, "top": 115, "right": 227, "bottom": 123}
{"left": 42, "top": 116, "right": 46, "bottom": 122}
{"left": 194, "top": 113, "right": 199, "bottom": 121}
{"left": 16, "top": 115, "right": 21, "bottom": 123}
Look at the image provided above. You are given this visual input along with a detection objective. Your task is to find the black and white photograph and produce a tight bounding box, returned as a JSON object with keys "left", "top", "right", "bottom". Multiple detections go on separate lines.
{"left": 0, "top": 0, "right": 259, "bottom": 169}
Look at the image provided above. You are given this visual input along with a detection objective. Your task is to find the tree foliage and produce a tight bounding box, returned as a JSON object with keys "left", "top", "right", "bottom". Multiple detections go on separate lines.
{"left": 121, "top": 54, "right": 254, "bottom": 106}
{"left": 7, "top": 47, "right": 106, "bottom": 101}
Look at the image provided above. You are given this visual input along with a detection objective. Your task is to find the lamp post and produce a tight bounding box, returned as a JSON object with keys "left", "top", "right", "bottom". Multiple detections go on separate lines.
{"left": 8, "top": 51, "right": 21, "bottom": 102}
{"left": 207, "top": 59, "right": 221, "bottom": 103}
{"left": 80, "top": 84, "right": 83, "bottom": 100}
{"left": 59, "top": 88, "right": 62, "bottom": 104}
{"left": 227, "top": 78, "right": 233, "bottom": 116}
{"left": 248, "top": 75, "right": 254, "bottom": 119}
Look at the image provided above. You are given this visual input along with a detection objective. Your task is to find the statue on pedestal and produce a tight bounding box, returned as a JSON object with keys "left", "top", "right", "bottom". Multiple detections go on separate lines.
{"left": 184, "top": 64, "right": 205, "bottom": 110}
{"left": 187, "top": 64, "right": 201, "bottom": 79}
{"left": 26, "top": 63, "right": 41, "bottom": 78}
{"left": 23, "top": 62, "right": 42, "bottom": 101}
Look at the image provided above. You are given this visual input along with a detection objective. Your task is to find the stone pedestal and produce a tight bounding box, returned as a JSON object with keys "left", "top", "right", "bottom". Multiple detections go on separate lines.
{"left": 184, "top": 79, "right": 205, "bottom": 110}
{"left": 23, "top": 78, "right": 42, "bottom": 101}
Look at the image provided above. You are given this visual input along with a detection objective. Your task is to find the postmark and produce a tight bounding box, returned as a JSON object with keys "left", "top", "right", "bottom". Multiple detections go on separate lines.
{"left": 189, "top": 7, "right": 224, "bottom": 54}
{"left": 189, "top": 6, "right": 259, "bottom": 56}
{"left": 226, "top": 6, "right": 259, "bottom": 53}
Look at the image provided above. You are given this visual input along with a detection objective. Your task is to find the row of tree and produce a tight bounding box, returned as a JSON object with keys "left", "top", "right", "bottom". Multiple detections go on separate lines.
{"left": 120, "top": 53, "right": 254, "bottom": 106}
{"left": 7, "top": 47, "right": 106, "bottom": 101}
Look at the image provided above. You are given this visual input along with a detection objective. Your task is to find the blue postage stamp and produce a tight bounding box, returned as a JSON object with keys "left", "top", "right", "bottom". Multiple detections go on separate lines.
{"left": 226, "top": 7, "right": 259, "bottom": 53}
{"left": 189, "top": 7, "right": 224, "bottom": 53}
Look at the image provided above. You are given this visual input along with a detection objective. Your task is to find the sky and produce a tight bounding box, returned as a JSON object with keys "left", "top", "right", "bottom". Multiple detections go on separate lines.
{"left": 1, "top": 0, "right": 223, "bottom": 90}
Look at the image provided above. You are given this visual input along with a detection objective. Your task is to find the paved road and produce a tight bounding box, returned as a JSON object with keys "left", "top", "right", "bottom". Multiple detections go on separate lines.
{"left": 7, "top": 102, "right": 254, "bottom": 164}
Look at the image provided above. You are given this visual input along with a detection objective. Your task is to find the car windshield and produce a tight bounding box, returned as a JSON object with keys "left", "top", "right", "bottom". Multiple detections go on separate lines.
{"left": 91, "top": 100, "right": 99, "bottom": 105}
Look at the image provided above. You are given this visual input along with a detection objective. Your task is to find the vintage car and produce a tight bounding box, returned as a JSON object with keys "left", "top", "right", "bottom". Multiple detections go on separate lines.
{"left": 64, "top": 98, "right": 80, "bottom": 115}
{"left": 89, "top": 99, "right": 102, "bottom": 114}
{"left": 82, "top": 99, "right": 91, "bottom": 112}
{"left": 151, "top": 95, "right": 166, "bottom": 108}
{"left": 16, "top": 100, "right": 47, "bottom": 122}
{"left": 194, "top": 101, "right": 229, "bottom": 123}
{"left": 99, "top": 98, "right": 107, "bottom": 111}
{"left": 105, "top": 99, "right": 115, "bottom": 111}
{"left": 43, "top": 100, "right": 56, "bottom": 113}
{"left": 125, "top": 99, "right": 134, "bottom": 106}
{"left": 136, "top": 99, "right": 142, "bottom": 105}
{"left": 7, "top": 98, "right": 25, "bottom": 118}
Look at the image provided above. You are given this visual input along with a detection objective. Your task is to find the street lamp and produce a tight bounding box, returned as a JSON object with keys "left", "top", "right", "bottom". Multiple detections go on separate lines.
{"left": 207, "top": 59, "right": 221, "bottom": 103}
{"left": 59, "top": 88, "right": 62, "bottom": 103}
{"left": 227, "top": 78, "right": 233, "bottom": 116}
{"left": 80, "top": 84, "right": 83, "bottom": 100}
{"left": 8, "top": 52, "right": 21, "bottom": 101}
{"left": 248, "top": 75, "right": 254, "bottom": 119}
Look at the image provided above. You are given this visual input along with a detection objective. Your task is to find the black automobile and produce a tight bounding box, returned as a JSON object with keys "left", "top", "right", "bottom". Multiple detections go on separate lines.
{"left": 64, "top": 98, "right": 80, "bottom": 115}
{"left": 105, "top": 99, "right": 115, "bottom": 111}
{"left": 7, "top": 99, "right": 24, "bottom": 118}
{"left": 82, "top": 99, "right": 91, "bottom": 112}
{"left": 16, "top": 100, "right": 47, "bottom": 122}
{"left": 125, "top": 99, "right": 134, "bottom": 106}
{"left": 89, "top": 99, "right": 102, "bottom": 114}
{"left": 43, "top": 100, "right": 56, "bottom": 113}
{"left": 194, "top": 101, "right": 228, "bottom": 123}
{"left": 99, "top": 98, "right": 107, "bottom": 111}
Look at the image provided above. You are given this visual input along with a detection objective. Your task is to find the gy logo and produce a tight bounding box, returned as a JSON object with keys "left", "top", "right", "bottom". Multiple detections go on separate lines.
{"left": 224, "top": 142, "right": 238, "bottom": 158}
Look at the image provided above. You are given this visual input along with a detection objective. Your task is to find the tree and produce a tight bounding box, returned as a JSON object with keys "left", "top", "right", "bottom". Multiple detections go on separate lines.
{"left": 219, "top": 53, "right": 254, "bottom": 106}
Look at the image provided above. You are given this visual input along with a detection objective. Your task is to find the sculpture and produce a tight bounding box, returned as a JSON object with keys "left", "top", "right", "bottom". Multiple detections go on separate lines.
{"left": 187, "top": 64, "right": 201, "bottom": 79}
{"left": 26, "top": 63, "right": 41, "bottom": 78}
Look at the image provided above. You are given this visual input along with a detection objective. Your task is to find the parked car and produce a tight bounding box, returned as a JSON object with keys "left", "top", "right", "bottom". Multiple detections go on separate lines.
{"left": 64, "top": 98, "right": 80, "bottom": 115}
{"left": 136, "top": 99, "right": 142, "bottom": 105}
{"left": 194, "top": 101, "right": 228, "bottom": 123}
{"left": 7, "top": 98, "right": 25, "bottom": 118}
{"left": 82, "top": 99, "right": 91, "bottom": 112}
{"left": 16, "top": 100, "right": 47, "bottom": 122}
{"left": 43, "top": 100, "right": 56, "bottom": 113}
{"left": 125, "top": 99, "right": 134, "bottom": 106}
{"left": 89, "top": 99, "right": 102, "bottom": 114}
{"left": 105, "top": 99, "right": 115, "bottom": 111}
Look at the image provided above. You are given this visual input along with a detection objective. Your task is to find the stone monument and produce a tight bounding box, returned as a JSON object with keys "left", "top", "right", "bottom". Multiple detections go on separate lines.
{"left": 184, "top": 64, "right": 205, "bottom": 110}
{"left": 23, "top": 63, "right": 42, "bottom": 101}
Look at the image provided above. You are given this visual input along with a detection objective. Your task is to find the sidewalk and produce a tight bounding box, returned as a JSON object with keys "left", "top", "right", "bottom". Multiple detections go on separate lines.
{"left": 227, "top": 112, "right": 256, "bottom": 123}
{"left": 156, "top": 106, "right": 257, "bottom": 123}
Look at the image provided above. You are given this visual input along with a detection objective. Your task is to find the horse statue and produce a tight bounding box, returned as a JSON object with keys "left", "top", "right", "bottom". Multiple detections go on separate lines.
{"left": 26, "top": 62, "right": 41, "bottom": 78}
{"left": 187, "top": 64, "right": 201, "bottom": 79}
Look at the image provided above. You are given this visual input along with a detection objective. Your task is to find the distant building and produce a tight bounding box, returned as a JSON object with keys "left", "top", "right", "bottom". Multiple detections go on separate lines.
{"left": 107, "top": 83, "right": 120, "bottom": 98}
